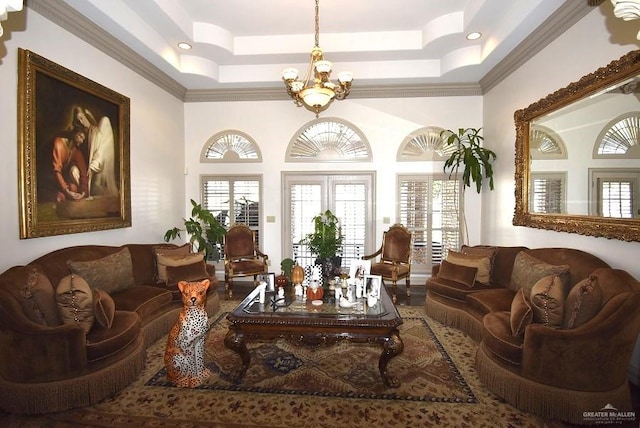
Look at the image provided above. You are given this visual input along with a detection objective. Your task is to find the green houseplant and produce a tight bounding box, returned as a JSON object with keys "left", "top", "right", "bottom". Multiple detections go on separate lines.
{"left": 300, "top": 209, "right": 344, "bottom": 260}
{"left": 300, "top": 209, "right": 344, "bottom": 279}
{"left": 441, "top": 127, "right": 496, "bottom": 193}
{"left": 164, "top": 199, "right": 227, "bottom": 261}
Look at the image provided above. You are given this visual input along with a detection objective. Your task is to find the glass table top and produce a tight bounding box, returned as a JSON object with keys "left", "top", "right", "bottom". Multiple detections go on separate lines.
{"left": 238, "top": 286, "right": 392, "bottom": 319}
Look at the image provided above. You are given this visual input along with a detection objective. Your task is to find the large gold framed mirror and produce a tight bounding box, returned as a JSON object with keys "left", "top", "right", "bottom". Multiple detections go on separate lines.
{"left": 513, "top": 49, "right": 640, "bottom": 241}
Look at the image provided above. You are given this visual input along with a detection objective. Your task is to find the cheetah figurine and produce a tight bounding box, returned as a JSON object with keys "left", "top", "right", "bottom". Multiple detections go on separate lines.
{"left": 164, "top": 279, "right": 211, "bottom": 388}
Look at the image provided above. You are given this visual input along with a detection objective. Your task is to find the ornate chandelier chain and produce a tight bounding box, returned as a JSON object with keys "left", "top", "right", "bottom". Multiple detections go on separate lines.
{"left": 281, "top": 0, "right": 353, "bottom": 116}
{"left": 314, "top": 0, "right": 320, "bottom": 48}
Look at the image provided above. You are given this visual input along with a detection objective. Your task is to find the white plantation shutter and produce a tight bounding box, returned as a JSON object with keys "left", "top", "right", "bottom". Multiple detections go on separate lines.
{"left": 334, "top": 183, "right": 367, "bottom": 265}
{"left": 398, "top": 175, "right": 461, "bottom": 271}
{"left": 530, "top": 173, "right": 565, "bottom": 214}
{"left": 600, "top": 179, "right": 633, "bottom": 218}
{"left": 202, "top": 176, "right": 262, "bottom": 246}
{"left": 589, "top": 170, "right": 639, "bottom": 218}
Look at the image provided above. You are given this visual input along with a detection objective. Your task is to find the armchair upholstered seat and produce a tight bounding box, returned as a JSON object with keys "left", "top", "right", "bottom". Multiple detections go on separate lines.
{"left": 223, "top": 223, "right": 268, "bottom": 298}
{"left": 362, "top": 224, "right": 412, "bottom": 301}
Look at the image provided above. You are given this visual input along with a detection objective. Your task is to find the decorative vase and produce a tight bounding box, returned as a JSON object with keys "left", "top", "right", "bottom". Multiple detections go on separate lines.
{"left": 306, "top": 284, "right": 324, "bottom": 300}
{"left": 276, "top": 273, "right": 288, "bottom": 289}
{"left": 291, "top": 263, "right": 305, "bottom": 285}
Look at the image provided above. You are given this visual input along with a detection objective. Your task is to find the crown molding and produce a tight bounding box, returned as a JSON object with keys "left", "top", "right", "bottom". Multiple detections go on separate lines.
{"left": 30, "top": 0, "right": 590, "bottom": 102}
{"left": 184, "top": 83, "right": 482, "bottom": 103}
{"left": 480, "top": 1, "right": 594, "bottom": 92}
{"left": 27, "top": 0, "right": 187, "bottom": 100}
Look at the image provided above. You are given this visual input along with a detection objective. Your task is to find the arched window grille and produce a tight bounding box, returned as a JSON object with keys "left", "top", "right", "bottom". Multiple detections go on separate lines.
{"left": 286, "top": 118, "right": 371, "bottom": 162}
{"left": 201, "top": 130, "right": 262, "bottom": 162}
{"left": 397, "top": 126, "right": 453, "bottom": 161}
{"left": 594, "top": 113, "right": 640, "bottom": 158}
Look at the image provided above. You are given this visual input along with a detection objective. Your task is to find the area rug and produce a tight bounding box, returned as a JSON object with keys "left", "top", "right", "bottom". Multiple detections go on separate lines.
{"left": 47, "top": 303, "right": 562, "bottom": 427}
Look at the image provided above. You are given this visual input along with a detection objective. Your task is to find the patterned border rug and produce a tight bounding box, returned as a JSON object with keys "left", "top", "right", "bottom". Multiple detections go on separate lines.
{"left": 46, "top": 304, "right": 561, "bottom": 427}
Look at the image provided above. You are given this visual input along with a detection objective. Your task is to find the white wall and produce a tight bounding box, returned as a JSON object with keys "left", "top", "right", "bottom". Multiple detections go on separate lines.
{"left": 483, "top": 5, "right": 640, "bottom": 383}
{"left": 184, "top": 96, "right": 483, "bottom": 267}
{"left": 0, "top": 9, "right": 186, "bottom": 272}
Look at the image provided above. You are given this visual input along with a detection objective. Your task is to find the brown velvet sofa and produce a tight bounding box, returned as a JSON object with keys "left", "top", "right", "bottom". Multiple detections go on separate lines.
{"left": 425, "top": 246, "right": 640, "bottom": 425}
{"left": 0, "top": 243, "right": 220, "bottom": 415}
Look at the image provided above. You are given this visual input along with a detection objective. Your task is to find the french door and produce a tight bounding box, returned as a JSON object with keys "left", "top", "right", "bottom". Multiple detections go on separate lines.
{"left": 282, "top": 172, "right": 375, "bottom": 271}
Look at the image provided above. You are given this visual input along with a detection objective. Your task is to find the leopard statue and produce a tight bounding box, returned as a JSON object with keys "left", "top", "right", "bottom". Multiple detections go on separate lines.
{"left": 164, "top": 279, "right": 211, "bottom": 388}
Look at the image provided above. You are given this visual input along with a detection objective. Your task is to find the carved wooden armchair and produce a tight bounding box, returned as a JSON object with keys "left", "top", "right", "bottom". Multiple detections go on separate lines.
{"left": 223, "top": 223, "right": 268, "bottom": 298}
{"left": 362, "top": 224, "right": 412, "bottom": 301}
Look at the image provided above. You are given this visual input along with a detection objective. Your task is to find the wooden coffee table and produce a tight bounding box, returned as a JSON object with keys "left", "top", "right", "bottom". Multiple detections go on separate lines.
{"left": 224, "top": 284, "right": 404, "bottom": 387}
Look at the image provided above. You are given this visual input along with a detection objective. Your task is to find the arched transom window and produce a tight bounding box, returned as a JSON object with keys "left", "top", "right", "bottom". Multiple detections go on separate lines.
{"left": 594, "top": 113, "right": 640, "bottom": 158}
{"left": 397, "top": 126, "right": 454, "bottom": 161}
{"left": 286, "top": 118, "right": 371, "bottom": 162}
{"left": 201, "top": 130, "right": 262, "bottom": 162}
{"left": 530, "top": 126, "right": 567, "bottom": 159}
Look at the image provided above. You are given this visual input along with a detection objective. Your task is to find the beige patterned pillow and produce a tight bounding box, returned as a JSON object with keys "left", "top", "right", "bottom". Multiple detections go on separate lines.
{"left": 153, "top": 244, "right": 191, "bottom": 283}
{"left": 67, "top": 247, "right": 135, "bottom": 294}
{"left": 510, "top": 252, "right": 569, "bottom": 295}
{"left": 56, "top": 274, "right": 94, "bottom": 334}
{"left": 530, "top": 275, "right": 565, "bottom": 328}
{"left": 156, "top": 251, "right": 205, "bottom": 284}
{"left": 446, "top": 250, "right": 491, "bottom": 284}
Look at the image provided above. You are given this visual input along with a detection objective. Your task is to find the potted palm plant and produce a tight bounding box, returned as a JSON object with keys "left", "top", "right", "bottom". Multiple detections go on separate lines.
{"left": 441, "top": 127, "right": 496, "bottom": 193}
{"left": 441, "top": 127, "right": 497, "bottom": 245}
{"left": 164, "top": 199, "right": 227, "bottom": 261}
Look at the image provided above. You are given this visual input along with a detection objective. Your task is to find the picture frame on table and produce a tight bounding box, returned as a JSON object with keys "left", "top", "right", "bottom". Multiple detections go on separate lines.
{"left": 258, "top": 272, "right": 276, "bottom": 292}
{"left": 364, "top": 274, "right": 382, "bottom": 299}
{"left": 17, "top": 48, "right": 131, "bottom": 239}
{"left": 349, "top": 259, "right": 371, "bottom": 280}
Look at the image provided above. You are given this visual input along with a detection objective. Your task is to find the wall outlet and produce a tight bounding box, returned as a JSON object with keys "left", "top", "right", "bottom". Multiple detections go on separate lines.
{"left": 383, "top": 216, "right": 391, "bottom": 224}
{"left": 267, "top": 215, "right": 276, "bottom": 223}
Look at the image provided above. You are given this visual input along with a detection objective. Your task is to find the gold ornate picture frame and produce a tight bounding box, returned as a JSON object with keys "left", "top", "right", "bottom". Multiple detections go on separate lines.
{"left": 18, "top": 49, "right": 131, "bottom": 238}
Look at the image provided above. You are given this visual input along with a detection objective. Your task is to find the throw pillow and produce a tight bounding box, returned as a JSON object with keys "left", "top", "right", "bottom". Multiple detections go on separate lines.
{"left": 153, "top": 244, "right": 192, "bottom": 283}
{"left": 461, "top": 245, "right": 498, "bottom": 282}
{"left": 564, "top": 275, "right": 602, "bottom": 329}
{"left": 165, "top": 260, "right": 210, "bottom": 287}
{"left": 530, "top": 275, "right": 565, "bottom": 327}
{"left": 156, "top": 251, "right": 205, "bottom": 284}
{"left": 67, "top": 247, "right": 136, "bottom": 294}
{"left": 56, "top": 274, "right": 94, "bottom": 334}
{"left": 19, "top": 267, "right": 61, "bottom": 326}
{"left": 510, "top": 288, "right": 533, "bottom": 337}
{"left": 93, "top": 288, "right": 116, "bottom": 329}
{"left": 436, "top": 259, "right": 478, "bottom": 288}
{"left": 510, "top": 251, "right": 569, "bottom": 295}
{"left": 446, "top": 250, "right": 491, "bottom": 284}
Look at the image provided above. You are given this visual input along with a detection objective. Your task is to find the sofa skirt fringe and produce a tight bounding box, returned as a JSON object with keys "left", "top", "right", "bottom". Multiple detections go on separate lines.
{"left": 476, "top": 343, "right": 633, "bottom": 425}
{"left": 0, "top": 335, "right": 146, "bottom": 415}
{"left": 425, "top": 295, "right": 482, "bottom": 342}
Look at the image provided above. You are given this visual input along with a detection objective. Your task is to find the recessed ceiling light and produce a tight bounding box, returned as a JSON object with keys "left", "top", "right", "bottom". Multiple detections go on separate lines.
{"left": 177, "top": 42, "right": 192, "bottom": 50}
{"left": 466, "top": 32, "right": 482, "bottom": 41}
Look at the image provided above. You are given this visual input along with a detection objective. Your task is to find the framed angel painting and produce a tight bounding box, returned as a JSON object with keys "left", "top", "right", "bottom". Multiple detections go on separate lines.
{"left": 18, "top": 49, "right": 131, "bottom": 238}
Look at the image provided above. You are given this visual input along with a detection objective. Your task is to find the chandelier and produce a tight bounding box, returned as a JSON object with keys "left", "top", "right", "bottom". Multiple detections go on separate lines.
{"left": 282, "top": 0, "right": 353, "bottom": 116}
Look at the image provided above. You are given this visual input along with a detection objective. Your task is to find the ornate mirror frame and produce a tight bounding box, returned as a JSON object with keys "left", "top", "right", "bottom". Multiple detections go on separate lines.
{"left": 513, "top": 49, "right": 640, "bottom": 242}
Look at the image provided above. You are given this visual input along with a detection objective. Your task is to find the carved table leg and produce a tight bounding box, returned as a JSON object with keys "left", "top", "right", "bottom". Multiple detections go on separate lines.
{"left": 224, "top": 329, "right": 249, "bottom": 381}
{"left": 379, "top": 331, "right": 403, "bottom": 387}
